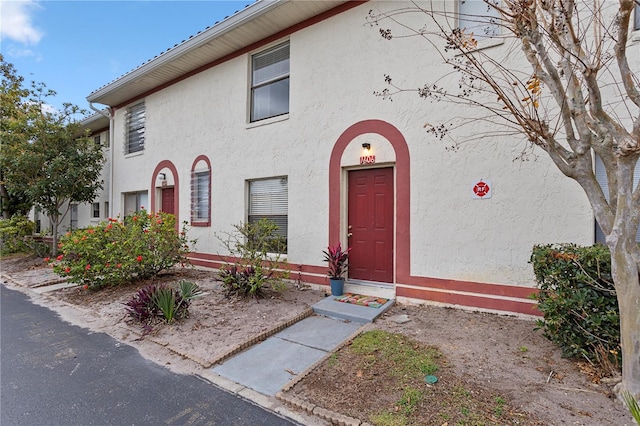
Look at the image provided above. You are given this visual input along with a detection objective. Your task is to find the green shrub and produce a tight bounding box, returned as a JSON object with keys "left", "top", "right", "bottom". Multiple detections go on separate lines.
{"left": 530, "top": 244, "right": 620, "bottom": 370}
{"left": 49, "top": 209, "right": 195, "bottom": 288}
{"left": 0, "top": 215, "right": 36, "bottom": 255}
{"left": 217, "top": 219, "right": 288, "bottom": 298}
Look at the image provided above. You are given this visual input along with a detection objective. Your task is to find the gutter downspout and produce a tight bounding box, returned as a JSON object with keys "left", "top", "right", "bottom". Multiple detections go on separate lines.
{"left": 89, "top": 103, "right": 114, "bottom": 219}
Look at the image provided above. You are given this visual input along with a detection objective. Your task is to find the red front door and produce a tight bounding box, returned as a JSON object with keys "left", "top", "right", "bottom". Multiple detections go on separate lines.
{"left": 348, "top": 168, "right": 394, "bottom": 283}
{"left": 161, "top": 187, "right": 175, "bottom": 214}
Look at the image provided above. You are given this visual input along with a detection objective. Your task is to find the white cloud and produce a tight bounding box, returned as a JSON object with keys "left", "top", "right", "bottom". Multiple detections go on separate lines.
{"left": 7, "top": 45, "right": 41, "bottom": 60}
{"left": 0, "top": 0, "right": 43, "bottom": 45}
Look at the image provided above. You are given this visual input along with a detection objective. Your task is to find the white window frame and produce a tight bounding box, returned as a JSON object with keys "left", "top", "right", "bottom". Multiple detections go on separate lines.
{"left": 250, "top": 42, "right": 290, "bottom": 122}
{"left": 458, "top": 0, "right": 501, "bottom": 40}
{"left": 191, "top": 170, "right": 211, "bottom": 226}
{"left": 92, "top": 202, "right": 100, "bottom": 218}
{"left": 125, "top": 102, "right": 145, "bottom": 154}
{"left": 248, "top": 177, "right": 288, "bottom": 253}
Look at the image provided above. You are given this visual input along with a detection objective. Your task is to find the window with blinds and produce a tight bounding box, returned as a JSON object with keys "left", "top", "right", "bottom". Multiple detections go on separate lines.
{"left": 251, "top": 42, "right": 290, "bottom": 122}
{"left": 594, "top": 155, "right": 640, "bottom": 243}
{"left": 191, "top": 170, "right": 210, "bottom": 225}
{"left": 125, "top": 102, "right": 145, "bottom": 154}
{"left": 248, "top": 177, "right": 288, "bottom": 252}
{"left": 458, "top": 0, "right": 500, "bottom": 40}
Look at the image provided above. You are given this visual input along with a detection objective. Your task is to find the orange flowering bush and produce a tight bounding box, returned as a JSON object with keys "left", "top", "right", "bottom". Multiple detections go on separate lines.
{"left": 48, "top": 209, "right": 195, "bottom": 289}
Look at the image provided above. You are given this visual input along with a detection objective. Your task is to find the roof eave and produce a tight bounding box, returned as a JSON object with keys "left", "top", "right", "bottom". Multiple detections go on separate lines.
{"left": 86, "top": 0, "right": 282, "bottom": 105}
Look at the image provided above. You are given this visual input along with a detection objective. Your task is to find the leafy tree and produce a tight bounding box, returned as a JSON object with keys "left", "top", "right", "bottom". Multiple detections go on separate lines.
{"left": 368, "top": 0, "right": 639, "bottom": 397}
{"left": 0, "top": 56, "right": 33, "bottom": 218}
{"left": 0, "top": 55, "right": 104, "bottom": 254}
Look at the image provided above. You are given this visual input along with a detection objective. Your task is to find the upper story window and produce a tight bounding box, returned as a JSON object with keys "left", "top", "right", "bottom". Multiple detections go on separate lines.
{"left": 125, "top": 102, "right": 145, "bottom": 154}
{"left": 635, "top": 3, "right": 640, "bottom": 31}
{"left": 251, "top": 42, "right": 290, "bottom": 122}
{"left": 458, "top": 0, "right": 500, "bottom": 40}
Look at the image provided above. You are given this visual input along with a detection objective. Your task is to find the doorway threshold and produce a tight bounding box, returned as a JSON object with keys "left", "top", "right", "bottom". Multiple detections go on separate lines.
{"left": 345, "top": 280, "right": 395, "bottom": 300}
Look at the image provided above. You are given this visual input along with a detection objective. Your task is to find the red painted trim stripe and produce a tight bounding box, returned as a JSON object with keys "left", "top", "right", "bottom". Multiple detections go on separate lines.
{"left": 403, "top": 275, "right": 537, "bottom": 299}
{"left": 397, "top": 286, "right": 541, "bottom": 317}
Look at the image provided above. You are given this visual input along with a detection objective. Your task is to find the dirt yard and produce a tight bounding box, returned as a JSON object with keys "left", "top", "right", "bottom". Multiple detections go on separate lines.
{"left": 1, "top": 254, "right": 633, "bottom": 425}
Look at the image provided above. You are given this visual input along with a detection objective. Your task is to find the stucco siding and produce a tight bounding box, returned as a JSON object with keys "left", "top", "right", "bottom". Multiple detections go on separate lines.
{"left": 106, "top": 1, "right": 622, "bottom": 303}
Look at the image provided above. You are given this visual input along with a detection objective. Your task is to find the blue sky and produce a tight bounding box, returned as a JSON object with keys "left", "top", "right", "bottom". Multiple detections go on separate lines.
{"left": 1, "top": 0, "right": 251, "bottom": 112}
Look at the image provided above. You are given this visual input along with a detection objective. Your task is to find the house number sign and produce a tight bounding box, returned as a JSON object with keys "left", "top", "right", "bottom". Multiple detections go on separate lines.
{"left": 360, "top": 155, "right": 376, "bottom": 165}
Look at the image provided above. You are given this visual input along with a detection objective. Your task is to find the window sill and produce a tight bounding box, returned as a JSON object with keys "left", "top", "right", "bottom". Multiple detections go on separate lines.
{"left": 455, "top": 36, "right": 504, "bottom": 56}
{"left": 191, "top": 221, "right": 210, "bottom": 227}
{"left": 247, "top": 114, "right": 289, "bottom": 129}
{"left": 124, "top": 150, "right": 144, "bottom": 159}
{"left": 265, "top": 252, "right": 287, "bottom": 261}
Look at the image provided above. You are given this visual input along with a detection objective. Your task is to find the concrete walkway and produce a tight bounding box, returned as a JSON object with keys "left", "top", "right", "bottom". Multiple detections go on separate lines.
{"left": 213, "top": 316, "right": 361, "bottom": 395}
{"left": 213, "top": 295, "right": 394, "bottom": 396}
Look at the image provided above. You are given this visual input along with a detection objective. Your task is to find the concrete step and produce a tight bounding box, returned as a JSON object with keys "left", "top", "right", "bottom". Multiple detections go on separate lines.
{"left": 312, "top": 294, "right": 394, "bottom": 324}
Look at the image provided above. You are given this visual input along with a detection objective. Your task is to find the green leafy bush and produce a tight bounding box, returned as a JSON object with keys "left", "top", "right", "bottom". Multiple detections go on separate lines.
{"left": 530, "top": 244, "right": 620, "bottom": 371}
{"left": 0, "top": 215, "right": 36, "bottom": 254}
{"left": 124, "top": 280, "right": 203, "bottom": 329}
{"left": 49, "top": 209, "right": 195, "bottom": 288}
{"left": 217, "top": 219, "right": 288, "bottom": 298}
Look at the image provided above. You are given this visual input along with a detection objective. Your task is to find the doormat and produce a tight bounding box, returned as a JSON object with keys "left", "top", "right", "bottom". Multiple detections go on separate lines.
{"left": 335, "top": 293, "right": 389, "bottom": 308}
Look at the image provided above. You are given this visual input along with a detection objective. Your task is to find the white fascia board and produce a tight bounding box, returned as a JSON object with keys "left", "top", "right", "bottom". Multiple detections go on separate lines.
{"left": 86, "top": 0, "right": 283, "bottom": 103}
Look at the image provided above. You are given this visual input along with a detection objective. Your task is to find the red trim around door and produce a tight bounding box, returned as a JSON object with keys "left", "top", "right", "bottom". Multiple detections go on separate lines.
{"left": 150, "top": 160, "right": 180, "bottom": 231}
{"left": 329, "top": 119, "right": 411, "bottom": 281}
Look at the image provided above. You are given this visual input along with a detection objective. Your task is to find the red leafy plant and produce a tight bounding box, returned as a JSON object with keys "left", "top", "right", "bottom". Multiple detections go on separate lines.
{"left": 323, "top": 242, "right": 350, "bottom": 279}
{"left": 124, "top": 280, "right": 203, "bottom": 332}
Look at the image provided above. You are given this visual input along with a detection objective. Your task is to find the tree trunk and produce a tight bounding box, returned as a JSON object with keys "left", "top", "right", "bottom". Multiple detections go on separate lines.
{"left": 610, "top": 243, "right": 640, "bottom": 399}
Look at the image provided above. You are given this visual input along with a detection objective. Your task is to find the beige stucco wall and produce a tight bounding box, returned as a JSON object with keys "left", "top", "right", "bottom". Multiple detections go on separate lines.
{"left": 107, "top": 1, "right": 640, "bottom": 288}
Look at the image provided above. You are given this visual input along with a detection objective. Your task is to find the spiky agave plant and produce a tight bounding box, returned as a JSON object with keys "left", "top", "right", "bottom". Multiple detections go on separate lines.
{"left": 622, "top": 391, "right": 640, "bottom": 423}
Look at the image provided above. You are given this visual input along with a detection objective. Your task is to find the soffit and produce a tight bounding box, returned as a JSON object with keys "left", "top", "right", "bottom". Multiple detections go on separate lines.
{"left": 87, "top": 0, "right": 347, "bottom": 108}
{"left": 80, "top": 111, "right": 110, "bottom": 134}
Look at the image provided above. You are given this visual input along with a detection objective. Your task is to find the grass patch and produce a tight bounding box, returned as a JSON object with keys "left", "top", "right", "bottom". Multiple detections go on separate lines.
{"left": 301, "top": 329, "right": 536, "bottom": 425}
{"left": 351, "top": 329, "right": 440, "bottom": 380}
